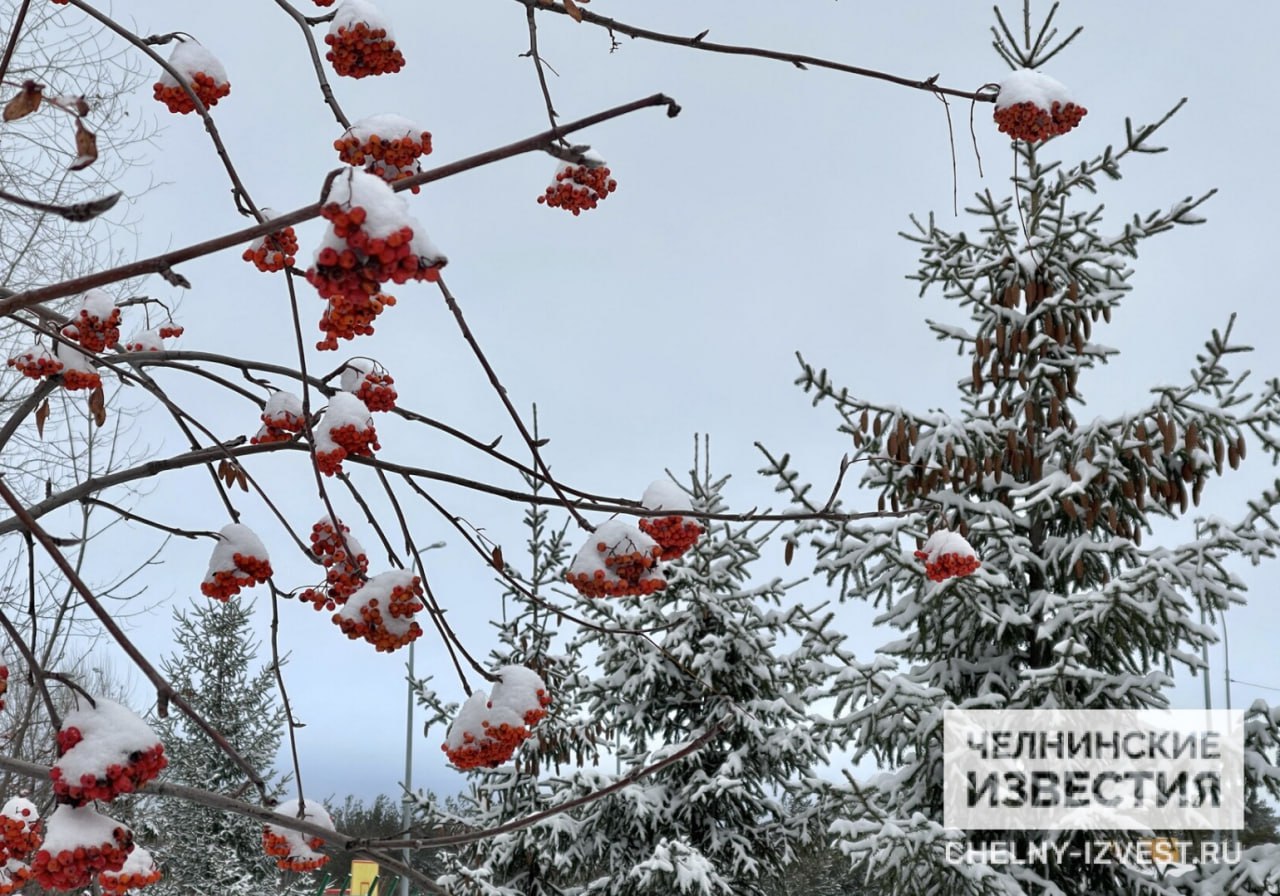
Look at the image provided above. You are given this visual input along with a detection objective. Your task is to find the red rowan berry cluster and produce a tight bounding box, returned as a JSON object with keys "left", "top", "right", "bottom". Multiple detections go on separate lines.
{"left": 336, "top": 114, "right": 432, "bottom": 192}
{"left": 341, "top": 358, "right": 397, "bottom": 411}
{"left": 99, "top": 845, "right": 161, "bottom": 894}
{"left": 314, "top": 392, "right": 380, "bottom": 475}
{"left": 306, "top": 169, "right": 446, "bottom": 349}
{"left": 638, "top": 516, "right": 704, "bottom": 560}
{"left": 243, "top": 222, "right": 299, "bottom": 273}
{"left": 0, "top": 860, "right": 31, "bottom": 895}
{"left": 251, "top": 391, "right": 307, "bottom": 445}
{"left": 6, "top": 345, "right": 61, "bottom": 380}
{"left": 55, "top": 343, "right": 102, "bottom": 392}
{"left": 537, "top": 160, "right": 617, "bottom": 215}
{"left": 993, "top": 69, "right": 1085, "bottom": 142}
{"left": 153, "top": 41, "right": 230, "bottom": 114}
{"left": 51, "top": 699, "right": 168, "bottom": 806}
{"left": 325, "top": 1, "right": 405, "bottom": 79}
{"left": 30, "top": 805, "right": 133, "bottom": 891}
{"left": 333, "top": 570, "right": 424, "bottom": 652}
{"left": 566, "top": 520, "right": 666, "bottom": 598}
{"left": 914, "top": 530, "right": 981, "bottom": 582}
{"left": 993, "top": 100, "right": 1087, "bottom": 141}
{"left": 201, "top": 524, "right": 273, "bottom": 600}
{"left": 442, "top": 667, "right": 551, "bottom": 770}
{"left": 0, "top": 797, "right": 40, "bottom": 856}
{"left": 122, "top": 324, "right": 183, "bottom": 352}
{"left": 61, "top": 290, "right": 120, "bottom": 353}
{"left": 300, "top": 517, "right": 368, "bottom": 611}
{"left": 263, "top": 798, "right": 333, "bottom": 872}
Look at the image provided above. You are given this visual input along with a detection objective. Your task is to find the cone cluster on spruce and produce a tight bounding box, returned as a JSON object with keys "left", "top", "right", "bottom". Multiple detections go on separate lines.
{"left": 993, "top": 69, "right": 1086, "bottom": 142}
{"left": 200, "top": 523, "right": 274, "bottom": 600}
{"left": 335, "top": 114, "right": 432, "bottom": 192}
{"left": 332, "top": 569, "right": 424, "bottom": 652}
{"left": 443, "top": 666, "right": 552, "bottom": 770}
{"left": 305, "top": 167, "right": 446, "bottom": 349}
{"left": 313, "top": 392, "right": 380, "bottom": 475}
{"left": 913, "top": 530, "right": 980, "bottom": 582}
{"left": 325, "top": 0, "right": 405, "bottom": 79}
{"left": 538, "top": 152, "right": 617, "bottom": 215}
{"left": 299, "top": 516, "right": 369, "bottom": 612}
{"left": 251, "top": 391, "right": 307, "bottom": 445}
{"left": 263, "top": 798, "right": 334, "bottom": 872}
{"left": 153, "top": 41, "right": 230, "bottom": 114}
{"left": 340, "top": 357, "right": 397, "bottom": 412}
{"left": 566, "top": 519, "right": 667, "bottom": 598}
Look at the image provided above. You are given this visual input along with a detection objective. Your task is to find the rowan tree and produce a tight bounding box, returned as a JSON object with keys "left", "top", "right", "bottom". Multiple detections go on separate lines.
{"left": 0, "top": 1, "right": 1273, "bottom": 895}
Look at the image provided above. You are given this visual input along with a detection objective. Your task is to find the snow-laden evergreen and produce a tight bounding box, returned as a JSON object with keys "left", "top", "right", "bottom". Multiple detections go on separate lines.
{"left": 758, "top": 8, "right": 1280, "bottom": 895}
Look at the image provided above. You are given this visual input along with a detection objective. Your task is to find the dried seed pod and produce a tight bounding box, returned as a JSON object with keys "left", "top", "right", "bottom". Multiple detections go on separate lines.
{"left": 1004, "top": 284, "right": 1020, "bottom": 307}
{"left": 887, "top": 431, "right": 898, "bottom": 459}
{"left": 1072, "top": 325, "right": 1084, "bottom": 352}
{"left": 1102, "top": 305, "right": 1112, "bottom": 323}
{"left": 1178, "top": 482, "right": 1188, "bottom": 514}
{"left": 891, "top": 493, "right": 900, "bottom": 513}
{"left": 1082, "top": 313, "right": 1092, "bottom": 340}
{"left": 1019, "top": 328, "right": 1030, "bottom": 353}
{"left": 1160, "top": 416, "right": 1175, "bottom": 455}
{"left": 1237, "top": 435, "right": 1247, "bottom": 461}
{"left": 1228, "top": 441, "right": 1240, "bottom": 470}
{"left": 944, "top": 443, "right": 955, "bottom": 466}
{"left": 1213, "top": 437, "right": 1225, "bottom": 473}
{"left": 1006, "top": 431, "right": 1017, "bottom": 453}
{"left": 1121, "top": 479, "right": 1134, "bottom": 499}
{"left": 1074, "top": 558, "right": 1085, "bottom": 581}
{"left": 1018, "top": 369, "right": 1029, "bottom": 388}
{"left": 1068, "top": 280, "right": 1079, "bottom": 301}
{"left": 996, "top": 324, "right": 1007, "bottom": 352}
{"left": 1192, "top": 475, "right": 1205, "bottom": 506}
{"left": 1185, "top": 422, "right": 1199, "bottom": 453}
{"left": 873, "top": 416, "right": 883, "bottom": 437}
{"left": 1107, "top": 504, "right": 1118, "bottom": 531}
{"left": 1181, "top": 461, "right": 1195, "bottom": 483}
{"left": 1062, "top": 498, "right": 1079, "bottom": 520}
{"left": 877, "top": 493, "right": 886, "bottom": 512}
{"left": 860, "top": 409, "right": 869, "bottom": 433}
{"left": 853, "top": 431, "right": 864, "bottom": 449}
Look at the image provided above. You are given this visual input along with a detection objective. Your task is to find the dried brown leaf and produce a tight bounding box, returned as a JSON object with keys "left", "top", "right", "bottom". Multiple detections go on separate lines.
{"left": 89, "top": 385, "right": 107, "bottom": 427}
{"left": 69, "top": 119, "right": 99, "bottom": 171}
{"left": 3, "top": 80, "right": 43, "bottom": 122}
{"left": 36, "top": 398, "right": 50, "bottom": 439}
{"left": 563, "top": 0, "right": 583, "bottom": 20}
{"left": 784, "top": 540, "right": 794, "bottom": 566}
{"left": 491, "top": 545, "right": 504, "bottom": 571}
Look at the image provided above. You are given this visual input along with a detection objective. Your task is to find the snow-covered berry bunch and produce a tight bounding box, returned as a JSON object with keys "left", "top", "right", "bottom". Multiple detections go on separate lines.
{"left": 251, "top": 391, "right": 307, "bottom": 445}
{"left": 442, "top": 666, "right": 552, "bottom": 770}
{"left": 313, "top": 392, "right": 380, "bottom": 475}
{"left": 332, "top": 569, "right": 424, "bottom": 652}
{"left": 152, "top": 40, "right": 230, "bottom": 114}
{"left": 0, "top": 859, "right": 31, "bottom": 896}
{"left": 335, "top": 114, "right": 432, "bottom": 192}
{"left": 537, "top": 155, "right": 617, "bottom": 215}
{"left": 993, "top": 69, "right": 1086, "bottom": 142}
{"left": 0, "top": 797, "right": 40, "bottom": 856}
{"left": 61, "top": 289, "right": 120, "bottom": 353}
{"left": 30, "top": 804, "right": 133, "bottom": 891}
{"left": 565, "top": 520, "right": 666, "bottom": 598}
{"left": 914, "top": 529, "right": 980, "bottom": 582}
{"left": 200, "top": 523, "right": 273, "bottom": 600}
{"left": 325, "top": 1, "right": 405, "bottom": 79}
{"left": 263, "top": 798, "right": 334, "bottom": 872}
{"left": 340, "top": 358, "right": 397, "bottom": 412}
{"left": 299, "top": 516, "right": 368, "bottom": 612}
{"left": 242, "top": 210, "right": 299, "bottom": 273}
{"left": 636, "top": 479, "right": 703, "bottom": 561}
{"left": 122, "top": 324, "right": 184, "bottom": 353}
{"left": 305, "top": 167, "right": 447, "bottom": 350}
{"left": 54, "top": 342, "right": 102, "bottom": 392}
{"left": 6, "top": 344, "right": 62, "bottom": 380}
{"left": 51, "top": 699, "right": 168, "bottom": 805}
{"left": 98, "top": 844, "right": 161, "bottom": 894}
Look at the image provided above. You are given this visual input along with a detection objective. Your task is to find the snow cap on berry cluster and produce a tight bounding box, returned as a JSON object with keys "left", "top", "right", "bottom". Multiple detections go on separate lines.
{"left": 566, "top": 519, "right": 666, "bottom": 597}
{"left": 314, "top": 391, "right": 379, "bottom": 473}
{"left": 330, "top": 0, "right": 395, "bottom": 40}
{"left": 73, "top": 289, "right": 115, "bottom": 324}
{"left": 54, "top": 340, "right": 101, "bottom": 390}
{"left": 123, "top": 328, "right": 165, "bottom": 352}
{"left": 442, "top": 689, "right": 529, "bottom": 769}
{"left": 157, "top": 41, "right": 228, "bottom": 89}
{"left": 994, "top": 69, "right": 1074, "bottom": 111}
{"left": 263, "top": 390, "right": 305, "bottom": 424}
{"left": 31, "top": 803, "right": 132, "bottom": 890}
{"left": 333, "top": 568, "right": 423, "bottom": 651}
{"left": 913, "top": 529, "right": 980, "bottom": 582}
{"left": 339, "top": 358, "right": 374, "bottom": 392}
{"left": 916, "top": 529, "right": 976, "bottom": 562}
{"left": 201, "top": 523, "right": 273, "bottom": 599}
{"left": 0, "top": 796, "right": 40, "bottom": 855}
{"left": 264, "top": 798, "right": 333, "bottom": 870}
{"left": 98, "top": 844, "right": 161, "bottom": 894}
{"left": 318, "top": 167, "right": 446, "bottom": 267}
{"left": 641, "top": 479, "right": 693, "bottom": 514}
{"left": 52, "top": 698, "right": 166, "bottom": 804}
{"left": 6, "top": 343, "right": 61, "bottom": 379}
{"left": 489, "top": 665, "right": 552, "bottom": 727}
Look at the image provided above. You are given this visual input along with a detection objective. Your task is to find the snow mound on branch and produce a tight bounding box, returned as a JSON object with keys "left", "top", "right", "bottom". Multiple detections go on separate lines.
{"left": 916, "top": 529, "right": 977, "bottom": 561}
{"left": 641, "top": 479, "right": 693, "bottom": 513}
{"left": 265, "top": 798, "right": 334, "bottom": 860}
{"left": 157, "top": 41, "right": 228, "bottom": 86}
{"left": 331, "top": 0, "right": 396, "bottom": 39}
{"left": 318, "top": 167, "right": 445, "bottom": 263}
{"left": 55, "top": 698, "right": 163, "bottom": 789}
{"left": 204, "top": 524, "right": 270, "bottom": 577}
{"left": 995, "top": 69, "right": 1074, "bottom": 110}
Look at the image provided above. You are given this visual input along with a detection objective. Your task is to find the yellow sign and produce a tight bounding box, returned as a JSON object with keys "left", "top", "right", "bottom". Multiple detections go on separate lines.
{"left": 350, "top": 859, "right": 380, "bottom": 896}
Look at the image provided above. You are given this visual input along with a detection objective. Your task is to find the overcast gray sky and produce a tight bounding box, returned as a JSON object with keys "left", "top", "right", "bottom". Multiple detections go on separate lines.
{"left": 41, "top": 0, "right": 1280, "bottom": 801}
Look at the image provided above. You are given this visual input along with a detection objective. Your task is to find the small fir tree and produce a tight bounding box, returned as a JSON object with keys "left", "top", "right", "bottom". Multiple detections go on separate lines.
{"left": 761, "top": 5, "right": 1280, "bottom": 894}
{"left": 137, "top": 595, "right": 295, "bottom": 896}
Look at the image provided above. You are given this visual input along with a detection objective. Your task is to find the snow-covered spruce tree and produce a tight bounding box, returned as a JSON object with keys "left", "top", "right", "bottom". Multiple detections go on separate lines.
{"left": 428, "top": 462, "right": 839, "bottom": 896}
{"left": 137, "top": 595, "right": 297, "bottom": 896}
{"left": 759, "top": 7, "right": 1280, "bottom": 896}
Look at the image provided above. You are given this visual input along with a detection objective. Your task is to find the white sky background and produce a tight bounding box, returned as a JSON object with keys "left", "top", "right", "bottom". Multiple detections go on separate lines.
{"left": 33, "top": 0, "right": 1280, "bottom": 802}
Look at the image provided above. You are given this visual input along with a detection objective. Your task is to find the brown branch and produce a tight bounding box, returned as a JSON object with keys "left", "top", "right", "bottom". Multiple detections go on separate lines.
{"left": 0, "top": 476, "right": 274, "bottom": 800}
{"left": 0, "top": 752, "right": 447, "bottom": 896}
{"left": 520, "top": 0, "right": 995, "bottom": 102}
{"left": 0, "top": 0, "right": 32, "bottom": 84}
{"left": 0, "top": 607, "right": 61, "bottom": 730}
{"left": 0, "top": 93, "right": 681, "bottom": 318}
{"left": 271, "top": 0, "right": 351, "bottom": 129}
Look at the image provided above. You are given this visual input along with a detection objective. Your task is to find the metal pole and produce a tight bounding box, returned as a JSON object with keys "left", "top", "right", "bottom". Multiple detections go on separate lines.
{"left": 401, "top": 640, "right": 415, "bottom": 896}
{"left": 1200, "top": 606, "right": 1212, "bottom": 712}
